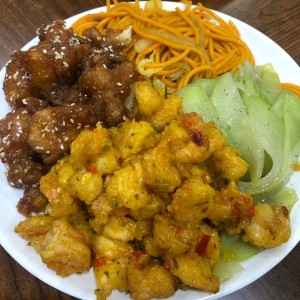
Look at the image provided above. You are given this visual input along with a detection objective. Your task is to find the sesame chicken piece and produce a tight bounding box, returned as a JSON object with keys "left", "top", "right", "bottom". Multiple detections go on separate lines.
{"left": 3, "top": 50, "right": 35, "bottom": 109}
{"left": 3, "top": 20, "right": 90, "bottom": 110}
{"left": 79, "top": 61, "right": 136, "bottom": 127}
{"left": 28, "top": 105, "right": 98, "bottom": 165}
{"left": 0, "top": 108, "right": 48, "bottom": 188}
{"left": 17, "top": 185, "right": 48, "bottom": 217}
{"left": 0, "top": 108, "right": 32, "bottom": 165}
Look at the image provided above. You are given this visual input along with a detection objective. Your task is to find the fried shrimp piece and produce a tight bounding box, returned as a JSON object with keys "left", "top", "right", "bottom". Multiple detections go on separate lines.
{"left": 153, "top": 215, "right": 199, "bottom": 256}
{"left": 14, "top": 214, "right": 56, "bottom": 253}
{"left": 243, "top": 203, "right": 291, "bottom": 248}
{"left": 39, "top": 218, "right": 91, "bottom": 277}
{"left": 167, "top": 253, "right": 220, "bottom": 293}
{"left": 209, "top": 145, "right": 248, "bottom": 181}
{"left": 169, "top": 174, "right": 215, "bottom": 224}
{"left": 0, "top": 108, "right": 48, "bottom": 188}
{"left": 159, "top": 113, "right": 211, "bottom": 165}
{"left": 28, "top": 105, "right": 98, "bottom": 164}
{"left": 127, "top": 263, "right": 176, "bottom": 300}
{"left": 208, "top": 182, "right": 255, "bottom": 234}
{"left": 133, "top": 80, "right": 182, "bottom": 132}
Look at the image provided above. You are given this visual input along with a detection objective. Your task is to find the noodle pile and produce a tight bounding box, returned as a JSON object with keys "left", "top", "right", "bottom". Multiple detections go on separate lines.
{"left": 71, "top": 0, "right": 255, "bottom": 90}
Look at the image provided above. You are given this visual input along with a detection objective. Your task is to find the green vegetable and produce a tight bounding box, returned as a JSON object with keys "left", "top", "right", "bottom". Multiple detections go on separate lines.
{"left": 213, "top": 258, "right": 244, "bottom": 282}
{"left": 220, "top": 232, "right": 261, "bottom": 262}
{"left": 267, "top": 186, "right": 298, "bottom": 211}
{"left": 178, "top": 61, "right": 300, "bottom": 201}
{"left": 213, "top": 231, "right": 261, "bottom": 281}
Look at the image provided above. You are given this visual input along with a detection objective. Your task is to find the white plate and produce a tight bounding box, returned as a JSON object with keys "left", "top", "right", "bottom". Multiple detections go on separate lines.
{"left": 0, "top": 2, "right": 299, "bottom": 300}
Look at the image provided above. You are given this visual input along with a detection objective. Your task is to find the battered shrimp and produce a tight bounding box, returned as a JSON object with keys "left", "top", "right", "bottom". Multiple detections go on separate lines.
{"left": 243, "top": 203, "right": 291, "bottom": 248}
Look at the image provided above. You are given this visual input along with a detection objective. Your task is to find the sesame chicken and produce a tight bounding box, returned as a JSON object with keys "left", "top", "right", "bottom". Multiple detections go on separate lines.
{"left": 0, "top": 20, "right": 136, "bottom": 215}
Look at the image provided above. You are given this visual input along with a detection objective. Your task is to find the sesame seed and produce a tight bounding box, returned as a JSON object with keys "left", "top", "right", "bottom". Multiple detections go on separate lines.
{"left": 35, "top": 146, "right": 44, "bottom": 150}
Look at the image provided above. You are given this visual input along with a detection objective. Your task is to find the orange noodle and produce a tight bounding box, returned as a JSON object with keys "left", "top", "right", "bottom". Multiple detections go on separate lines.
{"left": 72, "top": 0, "right": 255, "bottom": 90}
{"left": 281, "top": 83, "right": 300, "bottom": 98}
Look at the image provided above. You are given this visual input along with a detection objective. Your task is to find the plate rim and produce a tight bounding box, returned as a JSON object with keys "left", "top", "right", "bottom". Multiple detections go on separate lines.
{"left": 0, "top": 2, "right": 299, "bottom": 300}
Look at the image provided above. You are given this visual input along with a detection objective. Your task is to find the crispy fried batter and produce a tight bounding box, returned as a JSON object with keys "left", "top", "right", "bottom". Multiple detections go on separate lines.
{"left": 28, "top": 105, "right": 98, "bottom": 164}
{"left": 0, "top": 108, "right": 49, "bottom": 188}
{"left": 4, "top": 21, "right": 90, "bottom": 110}
{"left": 79, "top": 61, "right": 136, "bottom": 126}
{"left": 17, "top": 185, "right": 48, "bottom": 217}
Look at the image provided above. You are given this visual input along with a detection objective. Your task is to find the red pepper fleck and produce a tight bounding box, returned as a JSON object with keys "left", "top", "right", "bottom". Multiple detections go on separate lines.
{"left": 175, "top": 228, "right": 181, "bottom": 236}
{"left": 195, "top": 234, "right": 211, "bottom": 258}
{"left": 94, "top": 256, "right": 106, "bottom": 268}
{"left": 242, "top": 196, "right": 251, "bottom": 204}
{"left": 247, "top": 205, "right": 255, "bottom": 217}
{"left": 166, "top": 259, "right": 176, "bottom": 270}
{"left": 133, "top": 249, "right": 145, "bottom": 256}
{"left": 232, "top": 204, "right": 243, "bottom": 218}
{"left": 133, "top": 249, "right": 146, "bottom": 269}
{"left": 182, "top": 118, "right": 192, "bottom": 129}
{"left": 86, "top": 164, "right": 97, "bottom": 174}
{"left": 138, "top": 75, "right": 146, "bottom": 81}
{"left": 119, "top": 206, "right": 129, "bottom": 212}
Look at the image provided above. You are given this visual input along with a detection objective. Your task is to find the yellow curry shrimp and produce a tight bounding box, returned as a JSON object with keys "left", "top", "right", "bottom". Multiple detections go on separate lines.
{"left": 243, "top": 203, "right": 291, "bottom": 248}
{"left": 14, "top": 78, "right": 292, "bottom": 300}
